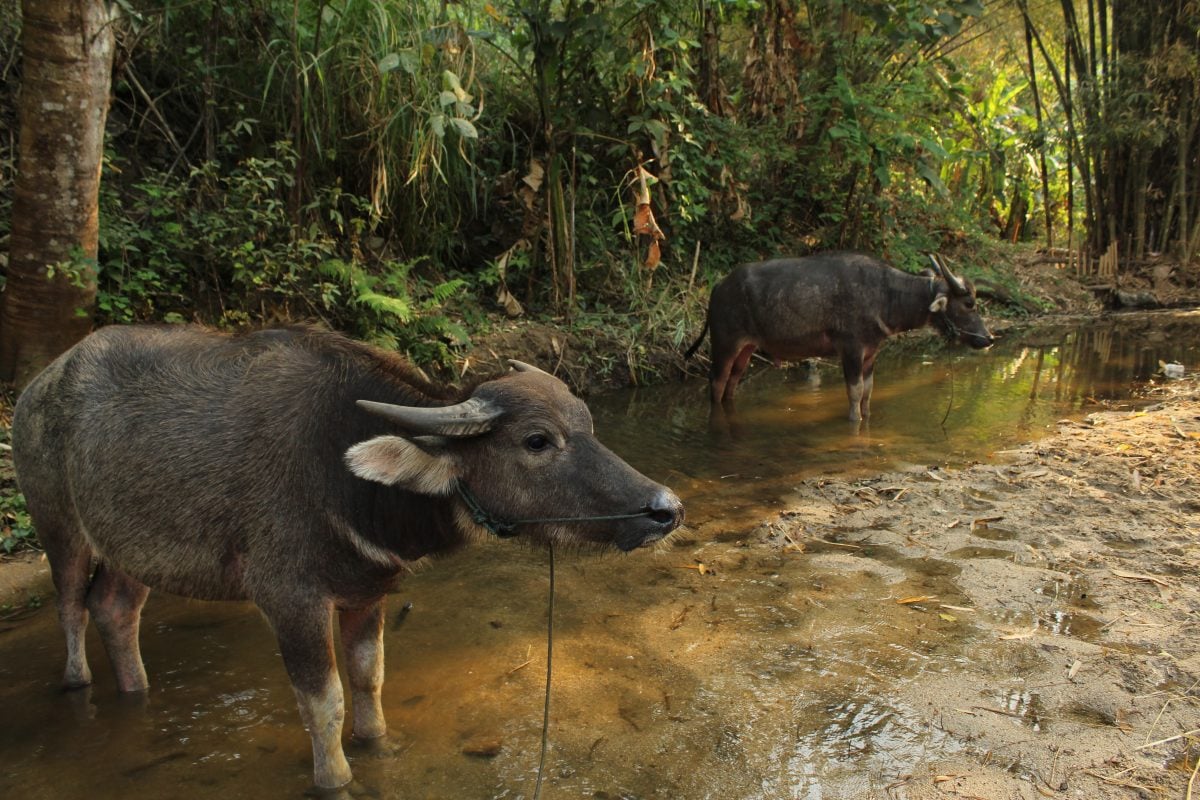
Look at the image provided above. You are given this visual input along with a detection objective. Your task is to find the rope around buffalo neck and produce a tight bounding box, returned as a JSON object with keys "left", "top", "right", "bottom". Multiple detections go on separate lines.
{"left": 454, "top": 480, "right": 656, "bottom": 537}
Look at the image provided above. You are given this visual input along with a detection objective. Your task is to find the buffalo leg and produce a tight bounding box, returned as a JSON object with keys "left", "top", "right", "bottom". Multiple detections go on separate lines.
{"left": 271, "top": 600, "right": 353, "bottom": 790}
{"left": 339, "top": 600, "right": 387, "bottom": 741}
{"left": 722, "top": 345, "right": 757, "bottom": 403}
{"left": 23, "top": 484, "right": 95, "bottom": 688}
{"left": 708, "top": 353, "right": 735, "bottom": 406}
{"left": 860, "top": 351, "right": 879, "bottom": 419}
{"left": 840, "top": 349, "right": 867, "bottom": 422}
{"left": 46, "top": 534, "right": 95, "bottom": 688}
{"left": 87, "top": 564, "right": 151, "bottom": 692}
{"left": 708, "top": 333, "right": 747, "bottom": 405}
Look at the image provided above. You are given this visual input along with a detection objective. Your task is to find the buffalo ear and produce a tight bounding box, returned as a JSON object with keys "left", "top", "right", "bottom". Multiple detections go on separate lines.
{"left": 344, "top": 435, "right": 459, "bottom": 495}
{"left": 929, "top": 294, "right": 949, "bottom": 313}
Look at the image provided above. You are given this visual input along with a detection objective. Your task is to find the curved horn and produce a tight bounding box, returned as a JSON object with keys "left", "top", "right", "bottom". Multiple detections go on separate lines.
{"left": 927, "top": 253, "right": 944, "bottom": 276}
{"left": 508, "top": 359, "right": 552, "bottom": 376}
{"left": 356, "top": 397, "right": 501, "bottom": 438}
{"left": 933, "top": 254, "right": 968, "bottom": 294}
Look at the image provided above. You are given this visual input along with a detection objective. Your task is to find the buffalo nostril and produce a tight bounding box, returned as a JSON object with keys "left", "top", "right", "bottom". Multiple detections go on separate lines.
{"left": 645, "top": 489, "right": 683, "bottom": 529}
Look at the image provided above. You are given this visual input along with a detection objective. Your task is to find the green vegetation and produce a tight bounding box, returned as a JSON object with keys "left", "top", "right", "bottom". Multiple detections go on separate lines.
{"left": 0, "top": 405, "right": 34, "bottom": 554}
{"left": 0, "top": 486, "right": 33, "bottom": 554}
{"left": 1, "top": 1, "right": 1196, "bottom": 380}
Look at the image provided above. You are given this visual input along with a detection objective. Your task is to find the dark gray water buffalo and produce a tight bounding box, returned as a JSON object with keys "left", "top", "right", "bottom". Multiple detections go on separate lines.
{"left": 685, "top": 252, "right": 994, "bottom": 420}
{"left": 12, "top": 324, "right": 682, "bottom": 791}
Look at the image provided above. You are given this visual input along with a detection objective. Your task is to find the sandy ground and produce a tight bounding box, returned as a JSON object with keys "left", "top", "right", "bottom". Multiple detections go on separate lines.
{"left": 754, "top": 374, "right": 1200, "bottom": 799}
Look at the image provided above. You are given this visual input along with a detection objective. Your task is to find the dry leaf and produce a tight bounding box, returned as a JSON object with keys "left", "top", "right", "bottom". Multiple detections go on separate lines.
{"left": 938, "top": 612, "right": 958, "bottom": 622}
{"left": 522, "top": 159, "right": 544, "bottom": 192}
{"left": 1067, "top": 659, "right": 1081, "bottom": 679}
{"left": 1000, "top": 625, "right": 1038, "bottom": 640}
{"left": 971, "top": 516, "right": 1004, "bottom": 530}
{"left": 1110, "top": 569, "right": 1171, "bottom": 587}
{"left": 644, "top": 239, "right": 662, "bottom": 271}
{"left": 896, "top": 595, "right": 937, "bottom": 605}
{"left": 496, "top": 285, "right": 524, "bottom": 317}
{"left": 633, "top": 203, "right": 655, "bottom": 235}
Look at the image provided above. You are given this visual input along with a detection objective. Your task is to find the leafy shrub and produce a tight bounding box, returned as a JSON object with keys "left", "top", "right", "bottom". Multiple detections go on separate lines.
{"left": 98, "top": 141, "right": 474, "bottom": 367}
{"left": 0, "top": 489, "right": 34, "bottom": 554}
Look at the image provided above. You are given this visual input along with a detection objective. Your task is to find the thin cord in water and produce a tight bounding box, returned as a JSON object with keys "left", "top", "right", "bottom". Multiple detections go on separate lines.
{"left": 940, "top": 359, "right": 956, "bottom": 430}
{"left": 532, "top": 541, "right": 555, "bottom": 800}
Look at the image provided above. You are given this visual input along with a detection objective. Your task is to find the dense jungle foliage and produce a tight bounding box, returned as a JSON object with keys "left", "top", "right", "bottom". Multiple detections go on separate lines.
{"left": 0, "top": 0, "right": 1197, "bottom": 370}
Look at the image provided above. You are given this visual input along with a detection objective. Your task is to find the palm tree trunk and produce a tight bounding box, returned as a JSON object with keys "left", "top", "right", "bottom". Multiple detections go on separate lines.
{"left": 0, "top": 0, "right": 113, "bottom": 388}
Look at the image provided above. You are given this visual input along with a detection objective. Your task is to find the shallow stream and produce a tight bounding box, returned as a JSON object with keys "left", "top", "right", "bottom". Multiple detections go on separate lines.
{"left": 1, "top": 310, "right": 1197, "bottom": 799}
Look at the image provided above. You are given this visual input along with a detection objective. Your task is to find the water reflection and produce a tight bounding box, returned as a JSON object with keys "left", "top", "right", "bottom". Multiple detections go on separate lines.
{"left": 589, "top": 310, "right": 1200, "bottom": 524}
{"left": 0, "top": 311, "right": 1197, "bottom": 799}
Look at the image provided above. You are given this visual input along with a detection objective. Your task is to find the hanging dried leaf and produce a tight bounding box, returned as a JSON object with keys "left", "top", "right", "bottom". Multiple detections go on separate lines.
{"left": 496, "top": 285, "right": 523, "bottom": 318}
{"left": 633, "top": 203, "right": 658, "bottom": 236}
{"left": 492, "top": 243, "right": 525, "bottom": 318}
{"left": 644, "top": 239, "right": 662, "bottom": 271}
{"left": 523, "top": 159, "right": 545, "bottom": 192}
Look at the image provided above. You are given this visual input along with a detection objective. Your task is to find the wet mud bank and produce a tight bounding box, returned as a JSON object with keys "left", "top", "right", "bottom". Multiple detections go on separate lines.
{"left": 741, "top": 374, "right": 1200, "bottom": 798}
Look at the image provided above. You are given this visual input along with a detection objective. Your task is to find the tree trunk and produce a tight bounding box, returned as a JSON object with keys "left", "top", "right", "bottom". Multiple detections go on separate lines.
{"left": 0, "top": 0, "right": 113, "bottom": 388}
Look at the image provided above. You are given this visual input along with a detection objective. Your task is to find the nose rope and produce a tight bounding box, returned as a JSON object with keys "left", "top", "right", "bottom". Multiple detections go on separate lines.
{"left": 454, "top": 480, "right": 657, "bottom": 538}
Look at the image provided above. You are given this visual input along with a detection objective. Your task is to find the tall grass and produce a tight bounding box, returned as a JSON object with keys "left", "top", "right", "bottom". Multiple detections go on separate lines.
{"left": 255, "top": 0, "right": 485, "bottom": 260}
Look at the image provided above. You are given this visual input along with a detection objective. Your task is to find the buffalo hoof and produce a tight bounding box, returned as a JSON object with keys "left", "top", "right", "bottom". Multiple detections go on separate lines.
{"left": 305, "top": 779, "right": 375, "bottom": 799}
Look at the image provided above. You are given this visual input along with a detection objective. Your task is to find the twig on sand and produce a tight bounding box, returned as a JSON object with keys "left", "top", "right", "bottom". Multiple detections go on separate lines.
{"left": 1135, "top": 727, "right": 1200, "bottom": 750}
{"left": 1080, "top": 769, "right": 1155, "bottom": 794}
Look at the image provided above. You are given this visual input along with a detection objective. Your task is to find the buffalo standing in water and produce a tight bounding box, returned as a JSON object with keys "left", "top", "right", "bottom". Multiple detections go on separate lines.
{"left": 686, "top": 252, "right": 994, "bottom": 420}
{"left": 12, "top": 324, "right": 683, "bottom": 791}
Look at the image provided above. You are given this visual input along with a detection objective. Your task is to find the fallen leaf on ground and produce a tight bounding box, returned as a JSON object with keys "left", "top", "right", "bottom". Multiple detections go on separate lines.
{"left": 1000, "top": 625, "right": 1039, "bottom": 640}
{"left": 1111, "top": 568, "right": 1171, "bottom": 587}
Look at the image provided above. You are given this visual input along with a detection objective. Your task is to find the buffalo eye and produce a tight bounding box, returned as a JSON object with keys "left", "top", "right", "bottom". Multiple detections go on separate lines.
{"left": 525, "top": 433, "right": 552, "bottom": 452}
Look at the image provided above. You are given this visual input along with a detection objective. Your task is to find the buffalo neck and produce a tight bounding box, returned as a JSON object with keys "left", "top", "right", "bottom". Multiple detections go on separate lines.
{"left": 879, "top": 273, "right": 941, "bottom": 335}
{"left": 317, "top": 359, "right": 479, "bottom": 564}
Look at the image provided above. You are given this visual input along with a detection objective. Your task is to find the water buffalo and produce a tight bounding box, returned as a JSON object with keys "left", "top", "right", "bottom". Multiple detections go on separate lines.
{"left": 11, "top": 324, "right": 683, "bottom": 791}
{"left": 685, "top": 252, "right": 994, "bottom": 421}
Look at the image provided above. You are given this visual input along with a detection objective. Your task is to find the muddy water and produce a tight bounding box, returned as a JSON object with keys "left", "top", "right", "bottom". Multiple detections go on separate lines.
{"left": 0, "top": 311, "right": 1197, "bottom": 799}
